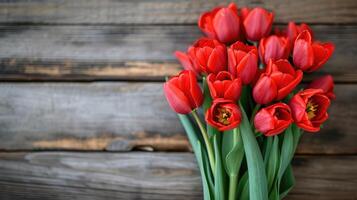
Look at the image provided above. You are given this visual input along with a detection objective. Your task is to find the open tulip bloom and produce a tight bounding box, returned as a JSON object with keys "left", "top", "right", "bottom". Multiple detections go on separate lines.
{"left": 164, "top": 3, "right": 335, "bottom": 200}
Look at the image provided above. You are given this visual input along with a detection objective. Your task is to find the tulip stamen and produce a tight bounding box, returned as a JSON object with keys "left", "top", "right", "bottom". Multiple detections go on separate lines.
{"left": 215, "top": 107, "right": 232, "bottom": 125}
{"left": 306, "top": 101, "right": 318, "bottom": 119}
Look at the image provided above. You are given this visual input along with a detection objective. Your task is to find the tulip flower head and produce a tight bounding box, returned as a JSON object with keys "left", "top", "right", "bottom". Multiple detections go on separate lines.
{"left": 163, "top": 70, "right": 203, "bottom": 114}
{"left": 207, "top": 71, "right": 242, "bottom": 102}
{"left": 259, "top": 35, "right": 290, "bottom": 64}
{"left": 228, "top": 41, "right": 258, "bottom": 84}
{"left": 174, "top": 51, "right": 202, "bottom": 76}
{"left": 254, "top": 103, "right": 293, "bottom": 136}
{"left": 276, "top": 22, "right": 313, "bottom": 48}
{"left": 199, "top": 3, "right": 241, "bottom": 44}
{"left": 307, "top": 75, "right": 335, "bottom": 99}
{"left": 206, "top": 99, "right": 242, "bottom": 131}
{"left": 187, "top": 38, "right": 227, "bottom": 74}
{"left": 289, "top": 89, "right": 331, "bottom": 132}
{"left": 293, "top": 30, "right": 334, "bottom": 72}
{"left": 253, "top": 59, "right": 303, "bottom": 104}
{"left": 241, "top": 7, "right": 274, "bottom": 41}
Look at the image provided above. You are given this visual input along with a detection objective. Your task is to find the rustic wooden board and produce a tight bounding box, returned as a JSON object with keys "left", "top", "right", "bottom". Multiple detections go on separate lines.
{"left": 0, "top": 25, "right": 356, "bottom": 82}
{"left": 0, "top": 0, "right": 356, "bottom": 24}
{"left": 0, "top": 152, "right": 355, "bottom": 200}
{"left": 0, "top": 82, "right": 355, "bottom": 154}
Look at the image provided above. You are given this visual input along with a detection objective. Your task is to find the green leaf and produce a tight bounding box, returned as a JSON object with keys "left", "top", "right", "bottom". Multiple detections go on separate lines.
{"left": 279, "top": 164, "right": 295, "bottom": 199}
{"left": 239, "top": 102, "right": 269, "bottom": 200}
{"left": 178, "top": 114, "right": 213, "bottom": 199}
{"left": 178, "top": 114, "right": 202, "bottom": 155}
{"left": 237, "top": 172, "right": 249, "bottom": 200}
{"left": 265, "top": 136, "right": 280, "bottom": 193}
{"left": 222, "top": 128, "right": 244, "bottom": 177}
{"left": 213, "top": 133, "right": 226, "bottom": 200}
{"left": 202, "top": 77, "right": 216, "bottom": 138}
{"left": 197, "top": 141, "right": 213, "bottom": 200}
{"left": 278, "top": 126, "right": 294, "bottom": 180}
{"left": 268, "top": 184, "right": 279, "bottom": 200}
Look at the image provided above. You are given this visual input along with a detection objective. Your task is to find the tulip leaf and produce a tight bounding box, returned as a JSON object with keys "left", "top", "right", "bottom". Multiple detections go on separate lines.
{"left": 213, "top": 133, "right": 226, "bottom": 200}
{"left": 278, "top": 126, "right": 294, "bottom": 180}
{"left": 178, "top": 114, "right": 213, "bottom": 199}
{"left": 268, "top": 184, "right": 279, "bottom": 200}
{"left": 222, "top": 128, "right": 244, "bottom": 177}
{"left": 279, "top": 164, "right": 295, "bottom": 199}
{"left": 239, "top": 102, "right": 269, "bottom": 200}
{"left": 265, "top": 136, "right": 280, "bottom": 193}
{"left": 197, "top": 141, "right": 213, "bottom": 200}
{"left": 237, "top": 172, "right": 249, "bottom": 200}
{"left": 202, "top": 76, "right": 217, "bottom": 138}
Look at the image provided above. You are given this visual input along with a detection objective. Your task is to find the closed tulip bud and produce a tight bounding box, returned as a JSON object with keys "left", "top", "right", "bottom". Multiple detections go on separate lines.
{"left": 207, "top": 71, "right": 242, "bottom": 102}
{"left": 254, "top": 103, "right": 293, "bottom": 136}
{"left": 187, "top": 38, "right": 227, "bottom": 74}
{"left": 241, "top": 7, "right": 274, "bottom": 41}
{"left": 253, "top": 59, "right": 303, "bottom": 104}
{"left": 307, "top": 75, "right": 335, "bottom": 99}
{"left": 199, "top": 3, "right": 241, "bottom": 44}
{"left": 163, "top": 70, "right": 203, "bottom": 114}
{"left": 205, "top": 99, "right": 241, "bottom": 131}
{"left": 289, "top": 89, "right": 331, "bottom": 132}
{"left": 259, "top": 35, "right": 290, "bottom": 64}
{"left": 293, "top": 30, "right": 334, "bottom": 72}
{"left": 228, "top": 41, "right": 258, "bottom": 84}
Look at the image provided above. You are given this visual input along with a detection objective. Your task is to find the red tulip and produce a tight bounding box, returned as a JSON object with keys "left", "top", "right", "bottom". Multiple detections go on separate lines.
{"left": 207, "top": 71, "right": 242, "bottom": 102}
{"left": 253, "top": 59, "right": 303, "bottom": 104}
{"left": 254, "top": 103, "right": 293, "bottom": 136}
{"left": 163, "top": 70, "right": 203, "bottom": 114}
{"left": 174, "top": 51, "right": 201, "bottom": 76}
{"left": 228, "top": 41, "right": 258, "bottom": 84}
{"left": 276, "top": 22, "right": 313, "bottom": 48}
{"left": 241, "top": 7, "right": 274, "bottom": 41}
{"left": 205, "top": 99, "right": 241, "bottom": 131}
{"left": 289, "top": 89, "right": 331, "bottom": 132}
{"left": 307, "top": 75, "right": 335, "bottom": 99}
{"left": 199, "top": 3, "right": 241, "bottom": 44}
{"left": 293, "top": 30, "right": 335, "bottom": 72}
{"left": 259, "top": 35, "right": 290, "bottom": 64}
{"left": 187, "top": 38, "right": 227, "bottom": 74}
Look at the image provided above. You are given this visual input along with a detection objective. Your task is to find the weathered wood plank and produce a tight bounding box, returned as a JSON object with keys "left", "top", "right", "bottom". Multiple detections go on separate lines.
{"left": 0, "top": 82, "right": 355, "bottom": 154}
{"left": 0, "top": 152, "right": 355, "bottom": 200}
{"left": 0, "top": 0, "right": 356, "bottom": 24}
{"left": 0, "top": 25, "right": 356, "bottom": 82}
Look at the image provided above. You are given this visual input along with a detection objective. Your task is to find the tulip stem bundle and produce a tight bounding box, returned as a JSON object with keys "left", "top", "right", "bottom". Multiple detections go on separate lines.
{"left": 192, "top": 110, "right": 216, "bottom": 173}
{"left": 164, "top": 3, "right": 335, "bottom": 200}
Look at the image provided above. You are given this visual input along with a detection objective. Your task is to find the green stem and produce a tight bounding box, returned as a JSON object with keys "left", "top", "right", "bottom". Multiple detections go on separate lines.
{"left": 192, "top": 110, "right": 216, "bottom": 174}
{"left": 229, "top": 175, "right": 238, "bottom": 200}
{"left": 250, "top": 104, "right": 261, "bottom": 126}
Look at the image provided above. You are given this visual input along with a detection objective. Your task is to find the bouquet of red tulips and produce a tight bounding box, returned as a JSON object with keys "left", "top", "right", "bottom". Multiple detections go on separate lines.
{"left": 163, "top": 3, "right": 335, "bottom": 200}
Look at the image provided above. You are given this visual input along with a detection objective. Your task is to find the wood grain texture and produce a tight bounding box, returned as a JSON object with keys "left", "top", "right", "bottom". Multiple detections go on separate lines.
{"left": 0, "top": 25, "right": 356, "bottom": 82}
{"left": 0, "top": 0, "right": 356, "bottom": 24}
{"left": 0, "top": 82, "right": 355, "bottom": 154}
{"left": 0, "top": 152, "right": 355, "bottom": 200}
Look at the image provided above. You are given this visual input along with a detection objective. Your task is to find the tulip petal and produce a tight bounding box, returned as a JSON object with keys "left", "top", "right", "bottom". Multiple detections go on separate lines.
{"left": 163, "top": 82, "right": 192, "bottom": 114}
{"left": 308, "top": 42, "right": 335, "bottom": 72}
{"left": 253, "top": 76, "right": 278, "bottom": 104}
{"left": 276, "top": 70, "right": 303, "bottom": 100}
{"left": 213, "top": 7, "right": 240, "bottom": 44}
{"left": 174, "top": 51, "right": 199, "bottom": 75}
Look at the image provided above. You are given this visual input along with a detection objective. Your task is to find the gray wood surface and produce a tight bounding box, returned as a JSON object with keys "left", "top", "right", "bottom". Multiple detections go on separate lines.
{"left": 0, "top": 152, "right": 355, "bottom": 200}
{"left": 0, "top": 82, "right": 355, "bottom": 154}
{"left": 0, "top": 0, "right": 356, "bottom": 24}
{"left": 0, "top": 25, "right": 355, "bottom": 82}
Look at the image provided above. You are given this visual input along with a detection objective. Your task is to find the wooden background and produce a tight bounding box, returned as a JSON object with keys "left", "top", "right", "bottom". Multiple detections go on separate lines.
{"left": 0, "top": 0, "right": 356, "bottom": 199}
